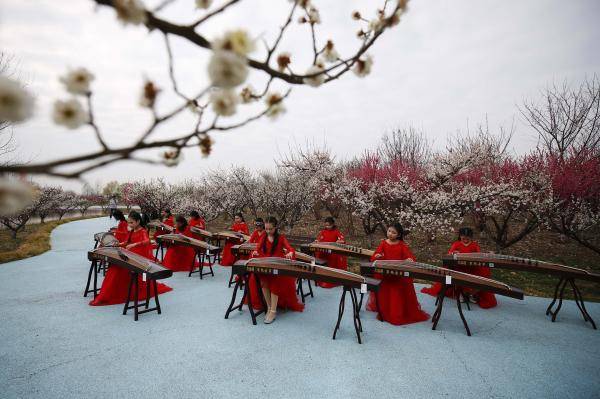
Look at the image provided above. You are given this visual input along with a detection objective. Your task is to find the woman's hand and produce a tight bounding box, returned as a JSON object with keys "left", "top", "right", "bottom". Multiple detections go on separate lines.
{"left": 285, "top": 252, "right": 294, "bottom": 260}
{"left": 374, "top": 253, "right": 383, "bottom": 259}
{"left": 251, "top": 250, "right": 259, "bottom": 257}
{"left": 125, "top": 243, "right": 136, "bottom": 250}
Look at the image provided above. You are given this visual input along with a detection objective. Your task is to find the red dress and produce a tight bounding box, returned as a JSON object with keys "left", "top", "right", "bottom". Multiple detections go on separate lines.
{"left": 219, "top": 222, "right": 249, "bottom": 266}
{"left": 188, "top": 217, "right": 206, "bottom": 240}
{"left": 366, "top": 240, "right": 430, "bottom": 325}
{"left": 114, "top": 220, "right": 129, "bottom": 242}
{"left": 246, "top": 234, "right": 304, "bottom": 312}
{"left": 90, "top": 228, "right": 172, "bottom": 306}
{"left": 315, "top": 228, "right": 348, "bottom": 288}
{"left": 421, "top": 241, "right": 497, "bottom": 308}
{"left": 162, "top": 226, "right": 197, "bottom": 272}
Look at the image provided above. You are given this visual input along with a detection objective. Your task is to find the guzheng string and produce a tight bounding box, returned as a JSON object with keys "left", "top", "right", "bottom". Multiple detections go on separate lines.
{"left": 453, "top": 252, "right": 589, "bottom": 274}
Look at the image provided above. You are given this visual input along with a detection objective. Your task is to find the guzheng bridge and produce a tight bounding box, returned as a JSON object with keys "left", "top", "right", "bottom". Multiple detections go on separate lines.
{"left": 1, "top": 217, "right": 599, "bottom": 398}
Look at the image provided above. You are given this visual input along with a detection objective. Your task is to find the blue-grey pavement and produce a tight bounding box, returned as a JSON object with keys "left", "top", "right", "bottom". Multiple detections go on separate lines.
{"left": 1, "top": 217, "right": 599, "bottom": 399}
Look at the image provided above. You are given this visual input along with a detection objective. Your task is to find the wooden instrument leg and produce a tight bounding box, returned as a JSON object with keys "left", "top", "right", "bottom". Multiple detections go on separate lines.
{"left": 432, "top": 285, "right": 447, "bottom": 331}
{"left": 133, "top": 273, "right": 139, "bottom": 321}
{"left": 154, "top": 244, "right": 161, "bottom": 262}
{"left": 455, "top": 288, "right": 472, "bottom": 336}
{"left": 350, "top": 288, "right": 363, "bottom": 336}
{"left": 332, "top": 288, "right": 347, "bottom": 340}
{"left": 84, "top": 260, "right": 98, "bottom": 298}
{"left": 548, "top": 278, "right": 569, "bottom": 322}
{"left": 546, "top": 278, "right": 564, "bottom": 316}
{"left": 224, "top": 274, "right": 244, "bottom": 319}
{"left": 122, "top": 272, "right": 135, "bottom": 315}
{"left": 228, "top": 268, "right": 235, "bottom": 288}
{"left": 145, "top": 279, "right": 151, "bottom": 309}
{"left": 570, "top": 280, "right": 597, "bottom": 329}
{"left": 153, "top": 280, "right": 162, "bottom": 314}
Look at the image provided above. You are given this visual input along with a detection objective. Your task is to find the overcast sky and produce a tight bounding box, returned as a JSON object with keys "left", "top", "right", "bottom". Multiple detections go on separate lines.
{"left": 1, "top": 0, "right": 599, "bottom": 191}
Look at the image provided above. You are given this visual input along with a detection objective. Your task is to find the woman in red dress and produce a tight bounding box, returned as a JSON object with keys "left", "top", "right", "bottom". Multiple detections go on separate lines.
{"left": 188, "top": 211, "right": 206, "bottom": 240}
{"left": 366, "top": 223, "right": 429, "bottom": 325}
{"left": 153, "top": 209, "right": 174, "bottom": 241}
{"left": 162, "top": 215, "right": 197, "bottom": 272}
{"left": 90, "top": 211, "right": 172, "bottom": 306}
{"left": 250, "top": 216, "right": 304, "bottom": 323}
{"left": 219, "top": 213, "right": 249, "bottom": 266}
{"left": 112, "top": 210, "right": 129, "bottom": 242}
{"left": 314, "top": 216, "right": 348, "bottom": 288}
{"left": 421, "top": 227, "right": 496, "bottom": 308}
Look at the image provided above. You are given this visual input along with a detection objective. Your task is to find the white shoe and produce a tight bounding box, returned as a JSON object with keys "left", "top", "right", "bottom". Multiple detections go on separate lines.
{"left": 264, "top": 310, "right": 277, "bottom": 324}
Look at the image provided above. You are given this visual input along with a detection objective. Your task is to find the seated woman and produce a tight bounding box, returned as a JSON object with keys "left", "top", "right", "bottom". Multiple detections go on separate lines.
{"left": 421, "top": 227, "right": 496, "bottom": 308}
{"left": 188, "top": 210, "right": 206, "bottom": 240}
{"left": 112, "top": 209, "right": 128, "bottom": 242}
{"left": 249, "top": 216, "right": 304, "bottom": 323}
{"left": 153, "top": 209, "right": 174, "bottom": 241}
{"left": 90, "top": 211, "right": 172, "bottom": 306}
{"left": 162, "top": 215, "right": 197, "bottom": 272}
{"left": 366, "top": 222, "right": 429, "bottom": 325}
{"left": 219, "top": 213, "right": 249, "bottom": 266}
{"left": 314, "top": 216, "right": 348, "bottom": 288}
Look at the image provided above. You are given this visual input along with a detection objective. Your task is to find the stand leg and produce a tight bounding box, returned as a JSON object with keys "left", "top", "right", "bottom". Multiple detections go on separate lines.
{"left": 225, "top": 276, "right": 243, "bottom": 319}
{"left": 154, "top": 244, "right": 161, "bottom": 262}
{"left": 228, "top": 268, "right": 235, "bottom": 288}
{"left": 123, "top": 272, "right": 134, "bottom": 315}
{"left": 570, "top": 279, "right": 597, "bottom": 329}
{"left": 432, "top": 285, "right": 447, "bottom": 331}
{"left": 456, "top": 288, "right": 472, "bottom": 336}
{"left": 84, "top": 260, "right": 95, "bottom": 297}
{"left": 549, "top": 278, "right": 569, "bottom": 322}
{"left": 546, "top": 278, "right": 564, "bottom": 316}
{"left": 308, "top": 279, "right": 314, "bottom": 298}
{"left": 153, "top": 280, "right": 162, "bottom": 314}
{"left": 145, "top": 277, "right": 150, "bottom": 309}
{"left": 332, "top": 288, "right": 347, "bottom": 340}
{"left": 349, "top": 289, "right": 362, "bottom": 344}
{"left": 93, "top": 261, "right": 99, "bottom": 298}
{"left": 134, "top": 273, "right": 139, "bottom": 321}
{"left": 350, "top": 289, "right": 363, "bottom": 335}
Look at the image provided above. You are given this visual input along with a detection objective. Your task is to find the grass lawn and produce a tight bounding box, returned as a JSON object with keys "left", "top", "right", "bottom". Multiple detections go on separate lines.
{"left": 0, "top": 216, "right": 100, "bottom": 264}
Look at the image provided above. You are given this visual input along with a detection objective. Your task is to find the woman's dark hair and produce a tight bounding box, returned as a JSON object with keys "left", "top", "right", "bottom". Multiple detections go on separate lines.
{"left": 163, "top": 209, "right": 172, "bottom": 217}
{"left": 190, "top": 210, "right": 200, "bottom": 219}
{"left": 235, "top": 212, "right": 245, "bottom": 222}
{"left": 176, "top": 215, "right": 188, "bottom": 231}
{"left": 262, "top": 216, "right": 279, "bottom": 255}
{"left": 388, "top": 222, "right": 404, "bottom": 240}
{"left": 458, "top": 227, "right": 474, "bottom": 240}
{"left": 128, "top": 210, "right": 148, "bottom": 228}
{"left": 324, "top": 216, "right": 336, "bottom": 228}
{"left": 113, "top": 209, "right": 125, "bottom": 222}
{"left": 255, "top": 217, "right": 265, "bottom": 227}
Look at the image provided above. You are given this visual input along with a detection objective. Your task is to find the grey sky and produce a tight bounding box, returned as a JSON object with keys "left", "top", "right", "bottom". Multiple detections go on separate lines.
{"left": 1, "top": 0, "right": 599, "bottom": 191}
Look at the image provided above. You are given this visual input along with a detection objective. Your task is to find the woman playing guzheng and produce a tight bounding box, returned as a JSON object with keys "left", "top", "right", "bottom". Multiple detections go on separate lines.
{"left": 112, "top": 209, "right": 129, "bottom": 242}
{"left": 250, "top": 216, "right": 304, "bottom": 324}
{"left": 420, "top": 227, "right": 496, "bottom": 308}
{"left": 90, "top": 211, "right": 172, "bottom": 306}
{"left": 219, "top": 212, "right": 250, "bottom": 266}
{"left": 366, "top": 222, "right": 429, "bottom": 325}
{"left": 162, "top": 215, "right": 197, "bottom": 272}
{"left": 188, "top": 210, "right": 206, "bottom": 240}
{"left": 314, "top": 216, "right": 348, "bottom": 288}
{"left": 153, "top": 209, "right": 174, "bottom": 241}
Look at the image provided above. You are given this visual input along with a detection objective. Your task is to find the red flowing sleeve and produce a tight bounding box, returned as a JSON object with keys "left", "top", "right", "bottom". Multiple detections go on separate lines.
{"left": 316, "top": 230, "right": 324, "bottom": 242}
{"left": 336, "top": 229, "right": 345, "bottom": 243}
{"left": 256, "top": 235, "right": 267, "bottom": 257}
{"left": 241, "top": 223, "right": 249, "bottom": 235}
{"left": 136, "top": 229, "right": 151, "bottom": 246}
{"left": 447, "top": 241, "right": 461, "bottom": 254}
{"left": 199, "top": 219, "right": 206, "bottom": 230}
{"left": 370, "top": 240, "right": 386, "bottom": 262}
{"left": 401, "top": 242, "right": 416, "bottom": 261}
{"left": 249, "top": 230, "right": 261, "bottom": 243}
{"left": 279, "top": 235, "right": 295, "bottom": 259}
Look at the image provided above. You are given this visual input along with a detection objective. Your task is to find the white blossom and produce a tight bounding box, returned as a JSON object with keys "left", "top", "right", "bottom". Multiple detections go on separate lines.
{"left": 307, "top": 6, "right": 321, "bottom": 24}
{"left": 162, "top": 149, "right": 183, "bottom": 167}
{"left": 208, "top": 50, "right": 249, "bottom": 88}
{"left": 303, "top": 65, "right": 325, "bottom": 87}
{"left": 265, "top": 92, "right": 286, "bottom": 120}
{"left": 322, "top": 40, "right": 339, "bottom": 63}
{"left": 353, "top": 55, "right": 373, "bottom": 77}
{"left": 59, "top": 67, "right": 95, "bottom": 95}
{"left": 210, "top": 89, "right": 238, "bottom": 116}
{"left": 52, "top": 98, "right": 88, "bottom": 129}
{"left": 113, "top": 0, "right": 147, "bottom": 26}
{"left": 0, "top": 178, "right": 37, "bottom": 217}
{"left": 213, "top": 30, "right": 255, "bottom": 56}
{"left": 0, "top": 76, "right": 34, "bottom": 123}
{"left": 240, "top": 86, "right": 256, "bottom": 103}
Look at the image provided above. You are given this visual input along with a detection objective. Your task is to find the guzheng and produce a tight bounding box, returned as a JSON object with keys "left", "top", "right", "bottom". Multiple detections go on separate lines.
{"left": 361, "top": 260, "right": 523, "bottom": 336}
{"left": 85, "top": 247, "right": 173, "bottom": 320}
{"left": 442, "top": 252, "right": 600, "bottom": 329}
{"left": 189, "top": 226, "right": 216, "bottom": 240}
{"left": 303, "top": 241, "right": 374, "bottom": 259}
{"left": 231, "top": 242, "right": 326, "bottom": 265}
{"left": 95, "top": 232, "right": 119, "bottom": 248}
{"left": 147, "top": 220, "right": 175, "bottom": 233}
{"left": 226, "top": 257, "right": 380, "bottom": 344}
{"left": 155, "top": 233, "right": 219, "bottom": 279}
{"left": 156, "top": 233, "right": 220, "bottom": 254}
{"left": 214, "top": 230, "right": 251, "bottom": 242}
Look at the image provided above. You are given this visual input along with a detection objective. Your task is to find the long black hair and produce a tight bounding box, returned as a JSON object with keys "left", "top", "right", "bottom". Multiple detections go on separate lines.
{"left": 113, "top": 209, "right": 125, "bottom": 222}
{"left": 190, "top": 210, "right": 200, "bottom": 219}
{"left": 255, "top": 217, "right": 265, "bottom": 228}
{"left": 458, "top": 227, "right": 474, "bottom": 240}
{"left": 389, "top": 222, "right": 405, "bottom": 240}
{"left": 261, "top": 216, "right": 279, "bottom": 256}
{"left": 235, "top": 212, "right": 245, "bottom": 222}
{"left": 128, "top": 210, "right": 147, "bottom": 227}
{"left": 176, "top": 215, "right": 188, "bottom": 232}
{"left": 324, "top": 216, "right": 336, "bottom": 229}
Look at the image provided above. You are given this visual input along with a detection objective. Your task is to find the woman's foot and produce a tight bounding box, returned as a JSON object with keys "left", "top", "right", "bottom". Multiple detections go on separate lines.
{"left": 264, "top": 310, "right": 277, "bottom": 324}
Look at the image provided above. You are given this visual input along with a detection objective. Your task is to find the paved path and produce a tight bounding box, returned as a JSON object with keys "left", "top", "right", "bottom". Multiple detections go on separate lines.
{"left": 1, "top": 217, "right": 599, "bottom": 399}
